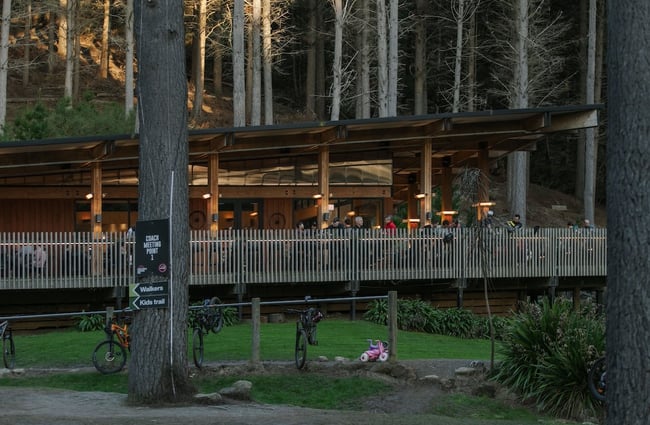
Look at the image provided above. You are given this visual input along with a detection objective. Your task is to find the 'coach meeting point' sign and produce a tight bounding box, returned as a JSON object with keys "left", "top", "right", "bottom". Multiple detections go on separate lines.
{"left": 130, "top": 219, "right": 170, "bottom": 310}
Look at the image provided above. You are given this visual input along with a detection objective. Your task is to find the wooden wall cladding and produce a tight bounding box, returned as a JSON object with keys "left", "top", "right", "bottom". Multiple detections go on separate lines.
{"left": 264, "top": 199, "right": 293, "bottom": 229}
{"left": 0, "top": 199, "right": 77, "bottom": 232}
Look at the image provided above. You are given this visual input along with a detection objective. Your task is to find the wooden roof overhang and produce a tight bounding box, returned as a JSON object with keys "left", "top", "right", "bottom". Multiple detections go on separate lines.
{"left": 0, "top": 105, "right": 600, "bottom": 201}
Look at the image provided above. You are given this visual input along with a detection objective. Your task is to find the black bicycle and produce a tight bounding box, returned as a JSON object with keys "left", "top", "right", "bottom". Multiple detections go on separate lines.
{"left": 190, "top": 297, "right": 224, "bottom": 368}
{"left": 287, "top": 307, "right": 323, "bottom": 369}
{"left": 1, "top": 320, "right": 15, "bottom": 369}
{"left": 587, "top": 356, "right": 606, "bottom": 402}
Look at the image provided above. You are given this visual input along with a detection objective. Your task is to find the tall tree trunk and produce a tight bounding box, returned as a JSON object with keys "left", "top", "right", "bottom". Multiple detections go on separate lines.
{"left": 507, "top": 0, "right": 529, "bottom": 224}
{"left": 191, "top": 0, "right": 207, "bottom": 121}
{"left": 575, "top": 0, "right": 587, "bottom": 199}
{"left": 413, "top": 0, "right": 427, "bottom": 115}
{"left": 466, "top": 4, "right": 476, "bottom": 112}
{"left": 64, "top": 0, "right": 74, "bottom": 99}
{"left": 305, "top": 0, "right": 316, "bottom": 116}
{"left": 47, "top": 11, "right": 55, "bottom": 73}
{"left": 22, "top": 0, "right": 31, "bottom": 88}
{"left": 250, "top": 0, "right": 261, "bottom": 125}
{"left": 376, "top": 0, "right": 388, "bottom": 117}
{"left": 98, "top": 0, "right": 110, "bottom": 79}
{"left": 72, "top": 7, "right": 80, "bottom": 102}
{"left": 315, "top": 3, "right": 326, "bottom": 119}
{"left": 232, "top": 0, "right": 246, "bottom": 126}
{"left": 262, "top": 0, "right": 273, "bottom": 124}
{"left": 330, "top": 0, "right": 343, "bottom": 121}
{"left": 0, "top": 0, "right": 10, "bottom": 128}
{"left": 212, "top": 42, "right": 223, "bottom": 98}
{"left": 387, "top": 0, "right": 398, "bottom": 116}
{"left": 58, "top": 0, "right": 67, "bottom": 59}
{"left": 452, "top": 0, "right": 465, "bottom": 112}
{"left": 245, "top": 24, "right": 253, "bottom": 123}
{"left": 607, "top": 2, "right": 650, "bottom": 423}
{"left": 125, "top": 0, "right": 135, "bottom": 117}
{"left": 583, "top": 0, "right": 597, "bottom": 223}
{"left": 130, "top": 0, "right": 193, "bottom": 403}
{"left": 355, "top": 0, "right": 370, "bottom": 118}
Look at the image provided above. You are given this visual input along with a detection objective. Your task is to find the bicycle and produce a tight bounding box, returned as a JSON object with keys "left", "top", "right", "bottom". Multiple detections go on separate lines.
{"left": 587, "top": 356, "right": 606, "bottom": 402}
{"left": 92, "top": 317, "right": 131, "bottom": 374}
{"left": 1, "top": 320, "right": 15, "bottom": 369}
{"left": 190, "top": 297, "right": 224, "bottom": 368}
{"left": 287, "top": 306, "right": 323, "bottom": 370}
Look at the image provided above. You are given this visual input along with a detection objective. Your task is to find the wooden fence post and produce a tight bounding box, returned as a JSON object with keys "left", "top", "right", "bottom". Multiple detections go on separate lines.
{"left": 105, "top": 306, "right": 114, "bottom": 328}
{"left": 251, "top": 297, "right": 261, "bottom": 364}
{"left": 388, "top": 291, "right": 397, "bottom": 362}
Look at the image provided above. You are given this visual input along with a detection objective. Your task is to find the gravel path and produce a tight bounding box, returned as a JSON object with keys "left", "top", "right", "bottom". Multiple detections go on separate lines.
{"left": 1, "top": 359, "right": 494, "bottom": 425}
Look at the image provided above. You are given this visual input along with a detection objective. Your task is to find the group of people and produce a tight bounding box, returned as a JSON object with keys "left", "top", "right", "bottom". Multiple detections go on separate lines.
{"left": 0, "top": 244, "right": 48, "bottom": 277}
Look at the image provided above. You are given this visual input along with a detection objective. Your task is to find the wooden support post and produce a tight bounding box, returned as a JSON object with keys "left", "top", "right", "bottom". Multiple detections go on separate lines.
{"left": 91, "top": 164, "right": 103, "bottom": 276}
{"left": 105, "top": 306, "right": 114, "bottom": 328}
{"left": 573, "top": 287, "right": 581, "bottom": 311}
{"left": 388, "top": 291, "right": 397, "bottom": 362}
{"left": 421, "top": 139, "right": 432, "bottom": 225}
{"left": 208, "top": 151, "right": 219, "bottom": 235}
{"left": 477, "top": 144, "right": 490, "bottom": 221}
{"left": 251, "top": 297, "right": 260, "bottom": 364}
{"left": 441, "top": 162, "right": 453, "bottom": 224}
{"left": 318, "top": 147, "right": 330, "bottom": 228}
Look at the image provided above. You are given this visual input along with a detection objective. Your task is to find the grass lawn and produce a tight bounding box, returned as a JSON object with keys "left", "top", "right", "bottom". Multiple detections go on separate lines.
{"left": 10, "top": 318, "right": 496, "bottom": 368}
{"left": 0, "top": 319, "right": 579, "bottom": 424}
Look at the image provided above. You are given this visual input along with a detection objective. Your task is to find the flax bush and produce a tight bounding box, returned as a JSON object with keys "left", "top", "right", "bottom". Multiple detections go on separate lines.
{"left": 492, "top": 297, "right": 605, "bottom": 420}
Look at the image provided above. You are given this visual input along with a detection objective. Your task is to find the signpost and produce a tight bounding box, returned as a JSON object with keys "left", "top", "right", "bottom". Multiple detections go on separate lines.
{"left": 130, "top": 219, "right": 170, "bottom": 310}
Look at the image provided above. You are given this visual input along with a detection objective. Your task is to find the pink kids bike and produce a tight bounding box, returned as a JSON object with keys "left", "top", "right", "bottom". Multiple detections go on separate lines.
{"left": 359, "top": 339, "right": 389, "bottom": 362}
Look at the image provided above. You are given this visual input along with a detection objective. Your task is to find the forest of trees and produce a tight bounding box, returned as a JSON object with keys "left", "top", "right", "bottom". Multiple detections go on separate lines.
{"left": 0, "top": 0, "right": 606, "bottom": 219}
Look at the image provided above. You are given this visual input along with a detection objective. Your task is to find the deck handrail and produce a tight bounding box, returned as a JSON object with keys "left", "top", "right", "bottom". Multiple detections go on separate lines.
{"left": 0, "top": 227, "right": 606, "bottom": 290}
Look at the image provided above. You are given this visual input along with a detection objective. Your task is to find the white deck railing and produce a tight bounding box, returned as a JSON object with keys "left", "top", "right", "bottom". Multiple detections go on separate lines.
{"left": 0, "top": 227, "right": 606, "bottom": 290}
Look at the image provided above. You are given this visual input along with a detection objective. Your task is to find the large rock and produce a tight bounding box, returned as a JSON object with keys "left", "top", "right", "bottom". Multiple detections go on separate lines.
{"left": 219, "top": 380, "right": 253, "bottom": 401}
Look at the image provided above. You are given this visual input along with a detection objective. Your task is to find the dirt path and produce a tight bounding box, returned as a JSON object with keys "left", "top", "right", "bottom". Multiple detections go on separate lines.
{"left": 1, "top": 360, "right": 495, "bottom": 425}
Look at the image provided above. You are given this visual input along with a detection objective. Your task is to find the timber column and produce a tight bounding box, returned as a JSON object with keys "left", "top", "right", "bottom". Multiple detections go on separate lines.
{"left": 208, "top": 151, "right": 219, "bottom": 235}
{"left": 476, "top": 142, "right": 492, "bottom": 220}
{"left": 420, "top": 139, "right": 433, "bottom": 225}
{"left": 318, "top": 146, "right": 330, "bottom": 228}
{"left": 440, "top": 156, "right": 454, "bottom": 224}
{"left": 91, "top": 163, "right": 103, "bottom": 276}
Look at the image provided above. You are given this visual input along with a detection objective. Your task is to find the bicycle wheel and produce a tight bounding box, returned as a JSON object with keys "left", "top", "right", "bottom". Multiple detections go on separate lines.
{"left": 294, "top": 328, "right": 308, "bottom": 370}
{"left": 207, "top": 297, "right": 224, "bottom": 334}
{"left": 192, "top": 327, "right": 204, "bottom": 368}
{"left": 587, "top": 357, "right": 606, "bottom": 402}
{"left": 2, "top": 333, "right": 15, "bottom": 369}
{"left": 92, "top": 339, "right": 127, "bottom": 374}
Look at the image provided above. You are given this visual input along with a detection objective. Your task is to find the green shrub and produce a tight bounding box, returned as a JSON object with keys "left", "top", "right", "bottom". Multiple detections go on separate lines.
{"left": 364, "top": 298, "right": 502, "bottom": 340}
{"left": 363, "top": 299, "right": 389, "bottom": 325}
{"left": 75, "top": 313, "right": 106, "bottom": 332}
{"left": 2, "top": 95, "right": 135, "bottom": 141}
{"left": 11, "top": 102, "right": 51, "bottom": 140}
{"left": 491, "top": 297, "right": 605, "bottom": 420}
